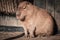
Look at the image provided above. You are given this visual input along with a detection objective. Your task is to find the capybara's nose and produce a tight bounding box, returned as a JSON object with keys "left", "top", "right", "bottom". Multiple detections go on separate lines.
{"left": 16, "top": 12, "right": 21, "bottom": 19}
{"left": 16, "top": 15, "right": 20, "bottom": 20}
{"left": 16, "top": 11, "right": 21, "bottom": 16}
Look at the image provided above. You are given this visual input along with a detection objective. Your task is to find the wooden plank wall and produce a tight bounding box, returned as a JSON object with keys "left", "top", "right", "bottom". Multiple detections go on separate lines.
{"left": 0, "top": 0, "right": 23, "bottom": 13}
{"left": 55, "top": 0, "right": 60, "bottom": 33}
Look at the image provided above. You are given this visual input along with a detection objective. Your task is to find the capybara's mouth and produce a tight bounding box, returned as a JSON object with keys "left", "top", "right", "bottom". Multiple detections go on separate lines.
{"left": 20, "top": 16, "right": 25, "bottom": 21}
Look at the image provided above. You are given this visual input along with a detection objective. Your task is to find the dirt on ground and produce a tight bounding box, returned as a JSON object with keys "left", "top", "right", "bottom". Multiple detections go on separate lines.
{"left": 0, "top": 32, "right": 60, "bottom": 40}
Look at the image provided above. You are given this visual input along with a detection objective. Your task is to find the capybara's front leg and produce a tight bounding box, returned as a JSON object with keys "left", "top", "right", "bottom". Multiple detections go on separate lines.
{"left": 23, "top": 27, "right": 28, "bottom": 37}
{"left": 29, "top": 26, "right": 35, "bottom": 38}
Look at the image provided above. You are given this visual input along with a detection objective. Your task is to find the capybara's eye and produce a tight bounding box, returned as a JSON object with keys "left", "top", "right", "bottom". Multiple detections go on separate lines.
{"left": 23, "top": 7, "right": 26, "bottom": 9}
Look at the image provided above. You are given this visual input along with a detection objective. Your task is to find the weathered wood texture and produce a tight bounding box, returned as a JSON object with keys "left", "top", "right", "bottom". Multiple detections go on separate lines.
{"left": 0, "top": 0, "right": 22, "bottom": 13}
{"left": 54, "top": 0, "right": 60, "bottom": 33}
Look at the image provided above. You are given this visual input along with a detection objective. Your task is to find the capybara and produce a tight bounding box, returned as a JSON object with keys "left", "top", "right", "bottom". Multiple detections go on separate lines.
{"left": 16, "top": 1, "right": 54, "bottom": 38}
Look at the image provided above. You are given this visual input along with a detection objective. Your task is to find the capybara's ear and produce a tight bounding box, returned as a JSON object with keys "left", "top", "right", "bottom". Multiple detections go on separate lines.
{"left": 17, "top": 1, "right": 27, "bottom": 9}
{"left": 18, "top": 1, "right": 31, "bottom": 9}
{"left": 22, "top": 2, "right": 27, "bottom": 9}
{"left": 23, "top": 1, "right": 30, "bottom": 9}
{"left": 26, "top": 2, "right": 30, "bottom": 5}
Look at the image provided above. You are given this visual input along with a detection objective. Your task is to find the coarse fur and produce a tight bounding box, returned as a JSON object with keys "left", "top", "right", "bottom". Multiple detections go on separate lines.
{"left": 16, "top": 1, "right": 54, "bottom": 38}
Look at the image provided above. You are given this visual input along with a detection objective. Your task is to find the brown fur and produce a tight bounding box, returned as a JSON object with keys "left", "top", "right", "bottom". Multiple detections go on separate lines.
{"left": 16, "top": 1, "right": 54, "bottom": 37}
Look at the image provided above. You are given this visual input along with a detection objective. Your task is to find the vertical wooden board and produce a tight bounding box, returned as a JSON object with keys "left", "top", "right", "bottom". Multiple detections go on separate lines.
{"left": 55, "top": 12, "right": 60, "bottom": 33}
{"left": 55, "top": 0, "right": 60, "bottom": 33}
{"left": 34, "top": 0, "right": 46, "bottom": 9}
{"left": 45, "top": 0, "right": 55, "bottom": 17}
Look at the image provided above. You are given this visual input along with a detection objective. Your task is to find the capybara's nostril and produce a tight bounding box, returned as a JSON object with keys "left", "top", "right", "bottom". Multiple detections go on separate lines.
{"left": 16, "top": 14, "right": 20, "bottom": 16}
{"left": 16, "top": 13, "right": 21, "bottom": 19}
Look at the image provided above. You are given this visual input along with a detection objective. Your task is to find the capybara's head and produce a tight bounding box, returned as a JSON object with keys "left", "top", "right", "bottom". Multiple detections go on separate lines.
{"left": 16, "top": 1, "right": 33, "bottom": 21}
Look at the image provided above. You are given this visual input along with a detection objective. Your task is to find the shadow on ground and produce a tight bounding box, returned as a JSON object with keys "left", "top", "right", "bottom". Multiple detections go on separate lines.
{"left": 4, "top": 33, "right": 24, "bottom": 40}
